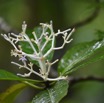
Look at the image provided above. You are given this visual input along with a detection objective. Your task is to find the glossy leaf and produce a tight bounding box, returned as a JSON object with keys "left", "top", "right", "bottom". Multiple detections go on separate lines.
{"left": 58, "top": 39, "right": 104, "bottom": 75}
{"left": 0, "top": 83, "right": 27, "bottom": 103}
{"left": 71, "top": 52, "right": 104, "bottom": 72}
{"left": 0, "top": 69, "right": 41, "bottom": 83}
{"left": 32, "top": 80, "right": 68, "bottom": 103}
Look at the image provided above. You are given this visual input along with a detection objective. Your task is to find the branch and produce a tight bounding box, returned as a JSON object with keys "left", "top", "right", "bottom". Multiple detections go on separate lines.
{"left": 71, "top": 0, "right": 100, "bottom": 29}
{"left": 69, "top": 76, "right": 104, "bottom": 87}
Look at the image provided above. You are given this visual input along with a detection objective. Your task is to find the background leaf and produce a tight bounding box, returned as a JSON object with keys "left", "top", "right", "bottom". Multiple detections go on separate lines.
{"left": 0, "top": 83, "right": 27, "bottom": 103}
{"left": 58, "top": 39, "right": 104, "bottom": 75}
{"left": 32, "top": 80, "right": 68, "bottom": 103}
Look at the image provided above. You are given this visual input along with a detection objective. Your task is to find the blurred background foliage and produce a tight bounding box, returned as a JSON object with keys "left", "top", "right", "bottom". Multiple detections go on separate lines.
{"left": 0, "top": 0, "right": 104, "bottom": 103}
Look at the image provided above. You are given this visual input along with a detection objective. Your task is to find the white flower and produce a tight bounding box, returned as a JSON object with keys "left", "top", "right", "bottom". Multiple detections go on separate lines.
{"left": 1, "top": 21, "right": 74, "bottom": 81}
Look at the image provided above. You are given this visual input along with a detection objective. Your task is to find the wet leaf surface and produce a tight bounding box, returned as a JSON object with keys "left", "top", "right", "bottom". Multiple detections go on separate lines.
{"left": 32, "top": 80, "right": 68, "bottom": 103}
{"left": 58, "top": 39, "right": 104, "bottom": 75}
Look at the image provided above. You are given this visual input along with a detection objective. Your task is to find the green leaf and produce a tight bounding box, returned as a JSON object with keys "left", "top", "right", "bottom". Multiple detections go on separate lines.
{"left": 32, "top": 80, "right": 69, "bottom": 103}
{"left": 20, "top": 29, "right": 35, "bottom": 54}
{"left": 95, "top": 30, "right": 104, "bottom": 41}
{"left": 0, "top": 83, "right": 27, "bottom": 103}
{"left": 0, "top": 69, "right": 44, "bottom": 89}
{"left": 58, "top": 39, "right": 104, "bottom": 75}
{"left": 0, "top": 69, "right": 41, "bottom": 83}
{"left": 71, "top": 52, "right": 104, "bottom": 72}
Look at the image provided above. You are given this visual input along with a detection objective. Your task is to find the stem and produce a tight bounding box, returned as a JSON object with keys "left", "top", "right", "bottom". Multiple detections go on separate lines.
{"left": 23, "top": 81, "right": 44, "bottom": 89}
{"left": 11, "top": 61, "right": 43, "bottom": 78}
{"left": 24, "top": 34, "right": 38, "bottom": 55}
{"left": 69, "top": 76, "right": 104, "bottom": 87}
{"left": 46, "top": 76, "right": 67, "bottom": 81}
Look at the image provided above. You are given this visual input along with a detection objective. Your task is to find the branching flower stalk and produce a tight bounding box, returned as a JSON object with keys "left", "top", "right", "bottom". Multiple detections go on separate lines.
{"left": 1, "top": 21, "right": 74, "bottom": 81}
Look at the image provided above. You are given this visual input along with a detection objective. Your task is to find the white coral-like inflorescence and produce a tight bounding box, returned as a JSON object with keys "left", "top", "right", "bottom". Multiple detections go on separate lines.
{"left": 1, "top": 21, "right": 74, "bottom": 81}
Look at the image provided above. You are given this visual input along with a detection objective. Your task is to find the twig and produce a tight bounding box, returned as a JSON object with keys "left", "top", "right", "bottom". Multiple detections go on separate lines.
{"left": 71, "top": 0, "right": 100, "bottom": 29}
{"left": 69, "top": 76, "right": 104, "bottom": 87}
